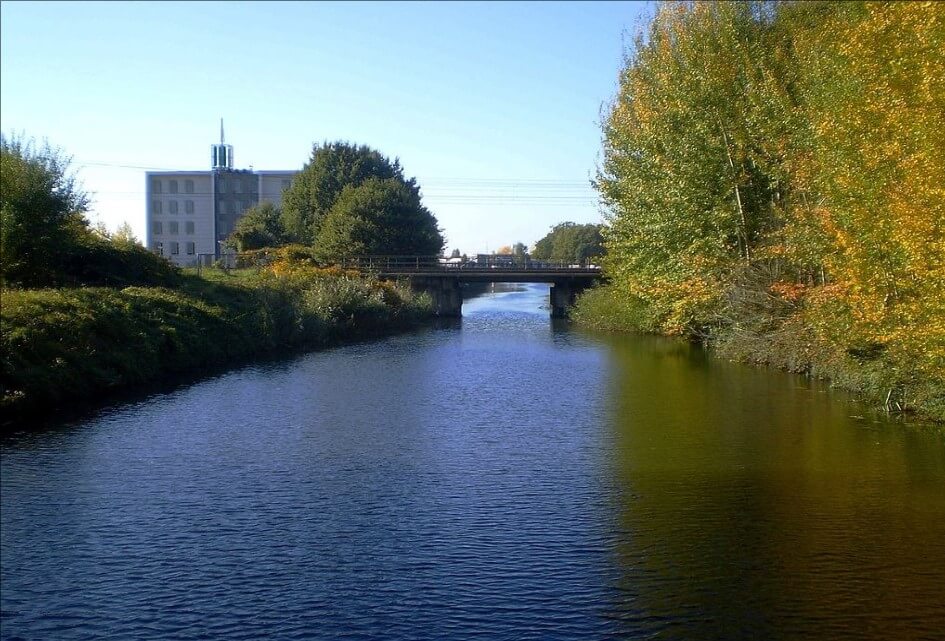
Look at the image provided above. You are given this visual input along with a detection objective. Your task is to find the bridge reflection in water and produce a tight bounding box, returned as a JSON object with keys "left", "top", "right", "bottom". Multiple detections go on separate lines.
{"left": 334, "top": 256, "right": 604, "bottom": 317}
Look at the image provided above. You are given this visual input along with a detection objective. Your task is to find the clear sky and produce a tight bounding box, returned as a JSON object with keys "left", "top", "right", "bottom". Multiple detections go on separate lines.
{"left": 1, "top": 0, "right": 650, "bottom": 254}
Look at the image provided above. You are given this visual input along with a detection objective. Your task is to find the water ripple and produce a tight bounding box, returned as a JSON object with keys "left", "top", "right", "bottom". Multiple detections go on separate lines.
{"left": 3, "top": 284, "right": 944, "bottom": 640}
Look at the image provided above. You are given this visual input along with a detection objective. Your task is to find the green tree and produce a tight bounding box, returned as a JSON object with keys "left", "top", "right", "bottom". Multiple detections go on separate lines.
{"left": 1, "top": 134, "right": 90, "bottom": 287}
{"left": 597, "top": 1, "right": 792, "bottom": 333}
{"left": 532, "top": 222, "right": 605, "bottom": 263}
{"left": 111, "top": 221, "right": 139, "bottom": 247}
{"left": 1, "top": 134, "right": 177, "bottom": 289}
{"left": 281, "top": 141, "right": 405, "bottom": 245}
{"left": 314, "top": 178, "right": 444, "bottom": 258}
{"left": 227, "top": 202, "right": 286, "bottom": 251}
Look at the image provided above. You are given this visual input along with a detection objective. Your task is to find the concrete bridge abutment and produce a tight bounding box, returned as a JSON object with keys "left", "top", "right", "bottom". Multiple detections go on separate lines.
{"left": 406, "top": 275, "right": 592, "bottom": 318}
{"left": 550, "top": 279, "right": 588, "bottom": 319}
{"left": 409, "top": 276, "right": 463, "bottom": 317}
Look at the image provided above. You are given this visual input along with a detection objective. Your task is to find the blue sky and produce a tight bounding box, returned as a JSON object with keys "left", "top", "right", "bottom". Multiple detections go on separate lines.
{"left": 1, "top": 1, "right": 650, "bottom": 254}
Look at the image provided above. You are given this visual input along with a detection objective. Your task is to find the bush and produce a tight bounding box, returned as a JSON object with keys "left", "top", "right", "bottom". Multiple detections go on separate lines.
{"left": 58, "top": 234, "right": 181, "bottom": 288}
{"left": 571, "top": 284, "right": 654, "bottom": 332}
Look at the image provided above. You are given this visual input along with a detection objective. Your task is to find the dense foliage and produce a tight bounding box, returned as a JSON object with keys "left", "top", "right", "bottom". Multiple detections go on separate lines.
{"left": 532, "top": 222, "right": 605, "bottom": 263}
{"left": 227, "top": 202, "right": 287, "bottom": 252}
{"left": 1, "top": 134, "right": 88, "bottom": 286}
{"left": 1, "top": 134, "right": 178, "bottom": 288}
{"left": 586, "top": 0, "right": 944, "bottom": 420}
{"left": 314, "top": 177, "right": 444, "bottom": 258}
{"left": 283, "top": 142, "right": 407, "bottom": 244}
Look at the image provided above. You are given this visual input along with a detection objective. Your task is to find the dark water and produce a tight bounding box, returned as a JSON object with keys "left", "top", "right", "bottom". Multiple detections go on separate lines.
{"left": 2, "top": 283, "right": 944, "bottom": 640}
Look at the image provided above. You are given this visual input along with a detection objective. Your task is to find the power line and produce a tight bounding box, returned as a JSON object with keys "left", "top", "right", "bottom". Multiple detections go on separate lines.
{"left": 75, "top": 160, "right": 596, "bottom": 187}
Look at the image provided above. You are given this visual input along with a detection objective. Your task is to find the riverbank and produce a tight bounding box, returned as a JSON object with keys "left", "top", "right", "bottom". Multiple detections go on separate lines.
{"left": 586, "top": 4, "right": 943, "bottom": 425}
{"left": 0, "top": 264, "right": 433, "bottom": 428}
{"left": 572, "top": 284, "right": 945, "bottom": 424}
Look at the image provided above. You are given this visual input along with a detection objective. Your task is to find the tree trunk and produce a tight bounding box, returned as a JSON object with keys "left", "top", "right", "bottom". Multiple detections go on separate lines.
{"left": 718, "top": 120, "right": 751, "bottom": 263}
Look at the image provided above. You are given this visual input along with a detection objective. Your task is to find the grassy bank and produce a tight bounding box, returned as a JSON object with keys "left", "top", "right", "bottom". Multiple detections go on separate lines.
{"left": 1, "top": 263, "right": 432, "bottom": 425}
{"left": 573, "top": 284, "right": 945, "bottom": 424}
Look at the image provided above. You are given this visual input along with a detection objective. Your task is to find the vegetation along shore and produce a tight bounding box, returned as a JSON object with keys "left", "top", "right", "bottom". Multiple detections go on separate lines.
{"left": 572, "top": 1, "right": 944, "bottom": 423}
{"left": 1, "top": 137, "right": 439, "bottom": 427}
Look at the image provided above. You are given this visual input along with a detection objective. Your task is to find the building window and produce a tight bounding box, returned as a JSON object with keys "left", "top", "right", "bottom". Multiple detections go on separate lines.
{"left": 185, "top": 221, "right": 195, "bottom": 234}
{"left": 186, "top": 242, "right": 195, "bottom": 255}
{"left": 152, "top": 221, "right": 162, "bottom": 235}
{"left": 185, "top": 179, "right": 194, "bottom": 194}
{"left": 170, "top": 242, "right": 179, "bottom": 255}
{"left": 152, "top": 179, "right": 162, "bottom": 194}
{"left": 234, "top": 180, "right": 242, "bottom": 194}
{"left": 153, "top": 241, "right": 163, "bottom": 255}
{"left": 169, "top": 221, "right": 179, "bottom": 235}
{"left": 169, "top": 200, "right": 178, "bottom": 215}
{"left": 152, "top": 200, "right": 162, "bottom": 214}
{"left": 169, "top": 180, "right": 178, "bottom": 194}
{"left": 218, "top": 179, "right": 226, "bottom": 193}
{"left": 185, "top": 200, "right": 194, "bottom": 214}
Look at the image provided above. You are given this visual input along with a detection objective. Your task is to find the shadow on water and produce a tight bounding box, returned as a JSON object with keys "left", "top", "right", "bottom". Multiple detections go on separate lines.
{"left": 596, "top": 333, "right": 945, "bottom": 639}
{"left": 2, "top": 321, "right": 459, "bottom": 440}
{"left": 2, "top": 282, "right": 529, "bottom": 438}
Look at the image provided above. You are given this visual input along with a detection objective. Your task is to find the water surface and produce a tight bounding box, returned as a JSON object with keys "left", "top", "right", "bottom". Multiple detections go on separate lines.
{"left": 2, "top": 283, "right": 943, "bottom": 639}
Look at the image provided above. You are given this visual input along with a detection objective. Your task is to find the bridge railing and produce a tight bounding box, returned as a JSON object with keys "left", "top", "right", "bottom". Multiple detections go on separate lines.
{"left": 329, "top": 256, "right": 601, "bottom": 272}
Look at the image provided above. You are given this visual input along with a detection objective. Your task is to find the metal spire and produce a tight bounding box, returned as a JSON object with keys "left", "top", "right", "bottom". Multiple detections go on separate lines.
{"left": 220, "top": 118, "right": 225, "bottom": 145}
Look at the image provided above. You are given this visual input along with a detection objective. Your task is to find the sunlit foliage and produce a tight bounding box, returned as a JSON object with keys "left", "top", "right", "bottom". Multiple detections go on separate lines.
{"left": 1, "top": 134, "right": 178, "bottom": 288}
{"left": 532, "top": 222, "right": 605, "bottom": 263}
{"left": 594, "top": 0, "right": 944, "bottom": 418}
{"left": 227, "top": 202, "right": 287, "bottom": 252}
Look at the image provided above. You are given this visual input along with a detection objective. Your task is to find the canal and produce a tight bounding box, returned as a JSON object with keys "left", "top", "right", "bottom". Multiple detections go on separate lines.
{"left": 2, "top": 283, "right": 943, "bottom": 639}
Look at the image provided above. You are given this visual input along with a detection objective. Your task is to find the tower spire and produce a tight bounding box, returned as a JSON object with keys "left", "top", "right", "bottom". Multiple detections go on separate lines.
{"left": 211, "top": 119, "right": 233, "bottom": 170}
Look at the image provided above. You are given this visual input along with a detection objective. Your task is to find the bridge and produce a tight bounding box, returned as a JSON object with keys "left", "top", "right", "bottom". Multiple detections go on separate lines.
{"left": 333, "top": 256, "right": 603, "bottom": 317}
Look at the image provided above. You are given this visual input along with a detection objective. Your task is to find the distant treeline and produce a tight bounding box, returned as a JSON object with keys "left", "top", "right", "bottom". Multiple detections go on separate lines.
{"left": 576, "top": 1, "right": 944, "bottom": 421}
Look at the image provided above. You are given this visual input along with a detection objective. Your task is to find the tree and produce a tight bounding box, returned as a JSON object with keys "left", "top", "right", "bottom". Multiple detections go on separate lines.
{"left": 597, "top": 1, "right": 791, "bottom": 333}
{"left": 450, "top": 248, "right": 461, "bottom": 259}
{"left": 592, "top": 0, "right": 944, "bottom": 416}
{"left": 496, "top": 245, "right": 513, "bottom": 255}
{"left": 532, "top": 222, "right": 605, "bottom": 263}
{"left": 112, "top": 221, "right": 139, "bottom": 247}
{"left": 314, "top": 178, "right": 444, "bottom": 258}
{"left": 1, "top": 134, "right": 178, "bottom": 289}
{"left": 1, "top": 134, "right": 90, "bottom": 287}
{"left": 512, "top": 242, "right": 527, "bottom": 257}
{"left": 281, "top": 141, "right": 405, "bottom": 245}
{"left": 227, "top": 202, "right": 286, "bottom": 251}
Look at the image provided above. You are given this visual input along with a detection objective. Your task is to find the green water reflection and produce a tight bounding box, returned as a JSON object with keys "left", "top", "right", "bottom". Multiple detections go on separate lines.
{"left": 600, "top": 334, "right": 945, "bottom": 639}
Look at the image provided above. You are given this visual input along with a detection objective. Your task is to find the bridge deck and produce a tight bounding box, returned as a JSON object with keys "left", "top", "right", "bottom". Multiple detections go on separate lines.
{"left": 335, "top": 256, "right": 602, "bottom": 282}
{"left": 379, "top": 269, "right": 600, "bottom": 283}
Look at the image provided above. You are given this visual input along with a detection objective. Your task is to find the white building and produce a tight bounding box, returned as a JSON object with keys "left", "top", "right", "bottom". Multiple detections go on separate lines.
{"left": 145, "top": 124, "right": 298, "bottom": 266}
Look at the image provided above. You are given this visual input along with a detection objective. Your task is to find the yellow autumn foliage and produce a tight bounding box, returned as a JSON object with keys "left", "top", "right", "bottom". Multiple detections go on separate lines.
{"left": 592, "top": 0, "right": 945, "bottom": 419}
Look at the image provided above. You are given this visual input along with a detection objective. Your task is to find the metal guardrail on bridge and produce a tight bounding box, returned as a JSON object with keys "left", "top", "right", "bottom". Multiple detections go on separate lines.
{"left": 332, "top": 256, "right": 602, "bottom": 273}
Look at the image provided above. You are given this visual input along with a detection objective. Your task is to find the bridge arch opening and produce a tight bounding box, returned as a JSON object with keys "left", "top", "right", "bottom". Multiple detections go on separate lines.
{"left": 333, "top": 256, "right": 602, "bottom": 318}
